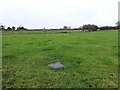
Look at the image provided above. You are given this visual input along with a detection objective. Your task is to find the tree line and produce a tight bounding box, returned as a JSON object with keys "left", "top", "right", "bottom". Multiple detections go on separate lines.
{"left": 0, "top": 22, "right": 119, "bottom": 31}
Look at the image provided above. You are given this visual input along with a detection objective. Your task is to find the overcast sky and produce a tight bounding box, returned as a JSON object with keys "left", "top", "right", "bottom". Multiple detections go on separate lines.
{"left": 0, "top": 0, "right": 119, "bottom": 29}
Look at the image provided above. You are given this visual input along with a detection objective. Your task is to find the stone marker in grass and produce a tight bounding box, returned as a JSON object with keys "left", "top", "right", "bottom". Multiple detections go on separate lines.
{"left": 48, "top": 62, "right": 64, "bottom": 68}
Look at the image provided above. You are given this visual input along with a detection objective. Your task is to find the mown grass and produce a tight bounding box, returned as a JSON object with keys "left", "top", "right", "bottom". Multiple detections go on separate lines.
{"left": 2, "top": 30, "right": 118, "bottom": 88}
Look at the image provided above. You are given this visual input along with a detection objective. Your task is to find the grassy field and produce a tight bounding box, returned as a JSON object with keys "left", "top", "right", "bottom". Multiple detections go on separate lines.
{"left": 2, "top": 30, "right": 118, "bottom": 88}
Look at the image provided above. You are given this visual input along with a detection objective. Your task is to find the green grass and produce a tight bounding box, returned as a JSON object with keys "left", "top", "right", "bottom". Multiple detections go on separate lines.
{"left": 2, "top": 30, "right": 118, "bottom": 88}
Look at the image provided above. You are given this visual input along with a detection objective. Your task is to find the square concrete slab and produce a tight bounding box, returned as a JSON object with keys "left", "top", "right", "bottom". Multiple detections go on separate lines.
{"left": 48, "top": 62, "right": 64, "bottom": 68}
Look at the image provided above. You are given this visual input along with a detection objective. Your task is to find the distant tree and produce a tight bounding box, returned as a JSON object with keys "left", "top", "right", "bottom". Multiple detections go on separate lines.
{"left": 17, "top": 27, "right": 24, "bottom": 30}
{"left": 12, "top": 26, "right": 16, "bottom": 30}
{"left": 82, "top": 24, "right": 98, "bottom": 32}
{"left": 63, "top": 26, "right": 68, "bottom": 30}
{"left": 92, "top": 25, "right": 98, "bottom": 31}
{"left": 0, "top": 24, "right": 5, "bottom": 30}
{"left": 17, "top": 25, "right": 27, "bottom": 30}
{"left": 7, "top": 27, "right": 12, "bottom": 30}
